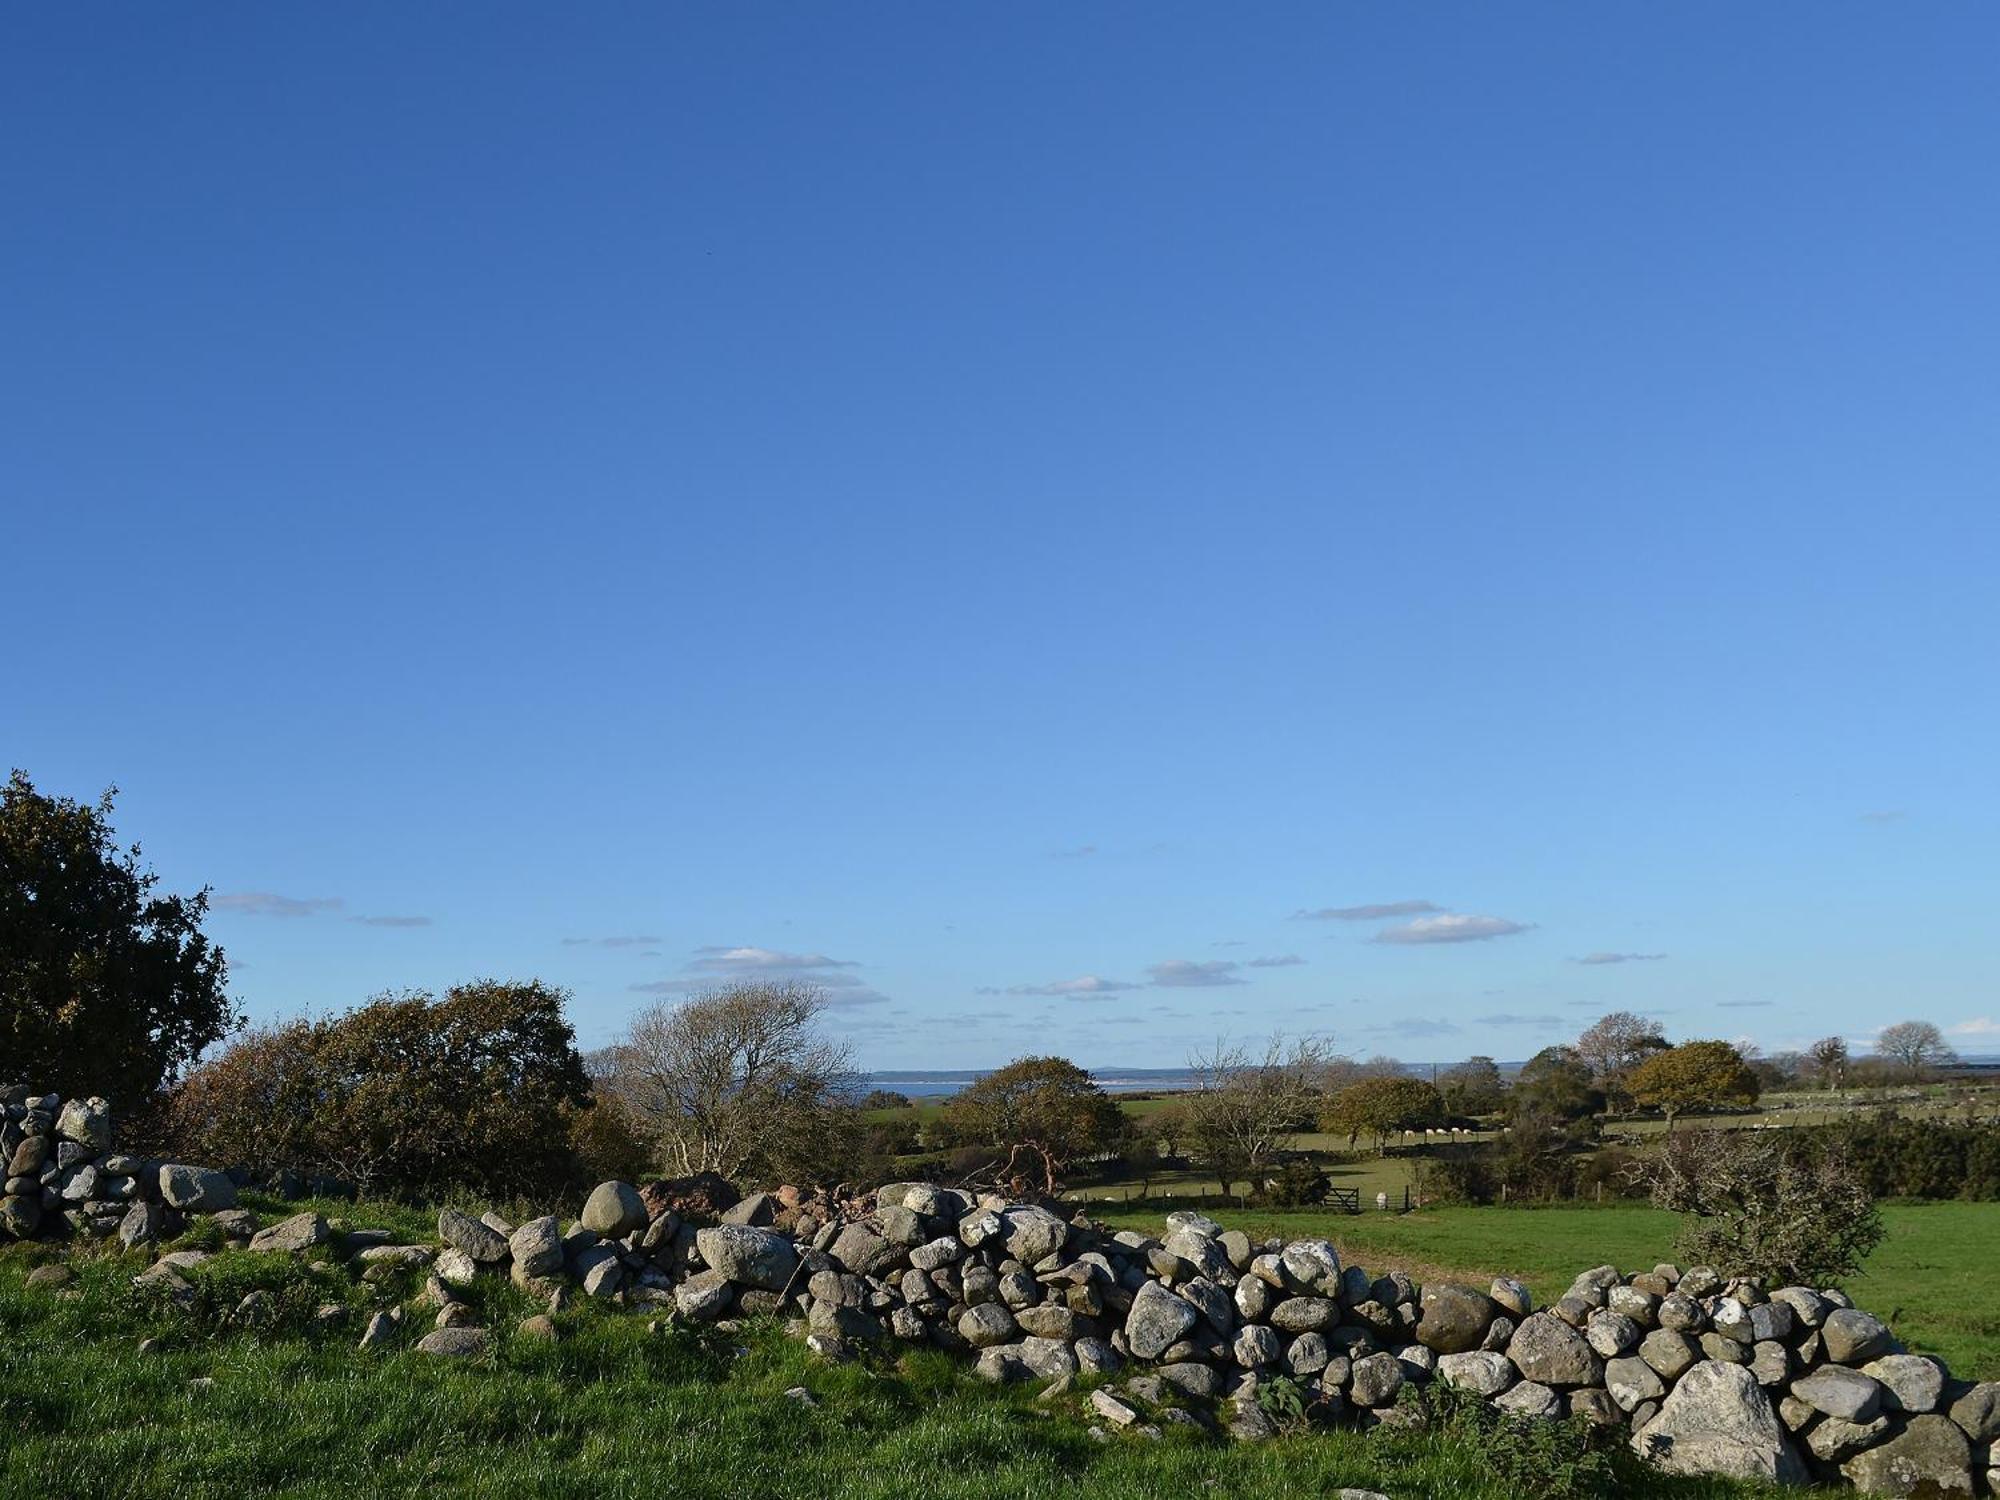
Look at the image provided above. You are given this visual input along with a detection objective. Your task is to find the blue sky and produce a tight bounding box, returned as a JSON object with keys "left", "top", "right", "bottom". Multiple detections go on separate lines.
{"left": 7, "top": 5, "right": 1997, "bottom": 1069}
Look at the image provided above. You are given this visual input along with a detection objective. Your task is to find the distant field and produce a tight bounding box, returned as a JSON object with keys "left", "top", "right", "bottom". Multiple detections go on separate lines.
{"left": 884, "top": 1079, "right": 2000, "bottom": 1205}
{"left": 1090, "top": 1199, "right": 2000, "bottom": 1380}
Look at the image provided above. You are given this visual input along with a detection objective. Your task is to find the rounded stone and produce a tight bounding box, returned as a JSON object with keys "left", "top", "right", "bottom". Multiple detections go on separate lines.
{"left": 1507, "top": 1313, "right": 1603, "bottom": 1388}
{"left": 698, "top": 1224, "right": 800, "bottom": 1290}
{"left": 580, "top": 1181, "right": 648, "bottom": 1238}
{"left": 1417, "top": 1284, "right": 1498, "bottom": 1355}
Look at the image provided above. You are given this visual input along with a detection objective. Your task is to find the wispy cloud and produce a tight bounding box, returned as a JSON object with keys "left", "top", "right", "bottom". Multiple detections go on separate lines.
{"left": 632, "top": 943, "right": 884, "bottom": 1005}
{"left": 690, "top": 946, "right": 859, "bottom": 973}
{"left": 1146, "top": 959, "right": 1247, "bottom": 988}
{"left": 353, "top": 915, "right": 431, "bottom": 928}
{"left": 1050, "top": 844, "right": 1098, "bottom": 860}
{"left": 1475, "top": 1012, "right": 1562, "bottom": 1026}
{"left": 995, "top": 975, "right": 1143, "bottom": 999}
{"left": 1574, "top": 951, "right": 1666, "bottom": 965}
{"left": 562, "top": 935, "right": 663, "bottom": 948}
{"left": 1718, "top": 1000, "right": 1773, "bottom": 1009}
{"left": 1949, "top": 1017, "right": 1999, "bottom": 1038}
{"left": 214, "top": 892, "right": 344, "bottom": 918}
{"left": 1247, "top": 954, "right": 1306, "bottom": 968}
{"left": 1362, "top": 1017, "right": 1462, "bottom": 1039}
{"left": 1293, "top": 900, "right": 1442, "bottom": 922}
{"left": 1376, "top": 914, "right": 1532, "bottom": 945}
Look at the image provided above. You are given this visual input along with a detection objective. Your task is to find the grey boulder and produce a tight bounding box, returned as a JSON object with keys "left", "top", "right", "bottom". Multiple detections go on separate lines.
{"left": 438, "top": 1208, "right": 509, "bottom": 1263}
{"left": 1841, "top": 1414, "right": 1974, "bottom": 1497}
{"left": 698, "top": 1224, "right": 800, "bottom": 1290}
{"left": 1631, "top": 1360, "right": 1806, "bottom": 1485}
{"left": 1417, "top": 1284, "right": 1497, "bottom": 1355}
{"left": 1507, "top": 1313, "right": 1603, "bottom": 1388}
{"left": 580, "top": 1181, "right": 648, "bottom": 1238}
{"left": 1124, "top": 1280, "right": 1198, "bottom": 1360}
{"left": 158, "top": 1163, "right": 237, "bottom": 1213}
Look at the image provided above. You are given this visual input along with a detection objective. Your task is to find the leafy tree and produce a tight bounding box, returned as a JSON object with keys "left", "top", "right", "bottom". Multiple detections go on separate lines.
{"left": 1115, "top": 1117, "right": 1163, "bottom": 1196}
{"left": 1508, "top": 1045, "right": 1603, "bottom": 1126}
{"left": 935, "top": 1056, "right": 1125, "bottom": 1177}
{"left": 1494, "top": 1111, "right": 1584, "bottom": 1200}
{"left": 1628, "top": 1039, "right": 1760, "bottom": 1130}
{"left": 1575, "top": 1011, "right": 1669, "bottom": 1111}
{"left": 1806, "top": 1035, "right": 1850, "bottom": 1090}
{"left": 1149, "top": 1094, "right": 1191, "bottom": 1160}
{"left": 1438, "top": 1055, "right": 1506, "bottom": 1116}
{"left": 1642, "top": 1128, "right": 1884, "bottom": 1286}
{"left": 1875, "top": 1019, "right": 1957, "bottom": 1082}
{"left": 166, "top": 979, "right": 592, "bottom": 1199}
{"left": 2, "top": 770, "right": 238, "bottom": 1105}
{"left": 599, "top": 982, "right": 859, "bottom": 1184}
{"left": 861, "top": 1089, "right": 913, "bottom": 1111}
{"left": 1323, "top": 1075, "right": 1445, "bottom": 1153}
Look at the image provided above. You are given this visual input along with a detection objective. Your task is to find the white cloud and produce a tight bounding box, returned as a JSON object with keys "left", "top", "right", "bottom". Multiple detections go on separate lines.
{"left": 691, "top": 946, "right": 860, "bottom": 973}
{"left": 1575, "top": 951, "right": 1666, "bottom": 965}
{"left": 1293, "top": 900, "right": 1441, "bottom": 922}
{"left": 1375, "top": 914, "right": 1532, "bottom": 945}
{"left": 634, "top": 943, "right": 883, "bottom": 1002}
{"left": 1247, "top": 954, "right": 1306, "bottom": 968}
{"left": 1003, "top": 975, "right": 1142, "bottom": 998}
{"left": 1950, "top": 1017, "right": 2000, "bottom": 1038}
{"left": 1362, "top": 1017, "right": 1461, "bottom": 1039}
{"left": 1475, "top": 1012, "right": 1561, "bottom": 1026}
{"left": 214, "top": 892, "right": 343, "bottom": 918}
{"left": 1146, "top": 959, "right": 1246, "bottom": 988}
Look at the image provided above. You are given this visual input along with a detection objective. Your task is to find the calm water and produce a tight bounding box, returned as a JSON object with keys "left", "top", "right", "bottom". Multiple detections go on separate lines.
{"left": 861, "top": 1068, "right": 1200, "bottom": 1099}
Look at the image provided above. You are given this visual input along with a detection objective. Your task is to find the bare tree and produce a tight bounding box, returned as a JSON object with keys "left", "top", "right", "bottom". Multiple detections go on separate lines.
{"left": 1806, "top": 1035, "right": 1849, "bottom": 1091}
{"left": 1181, "top": 1034, "right": 1337, "bottom": 1203}
{"left": 1875, "top": 1020, "right": 1956, "bottom": 1083}
{"left": 1576, "top": 1011, "right": 1669, "bottom": 1111}
{"left": 598, "top": 982, "right": 858, "bottom": 1182}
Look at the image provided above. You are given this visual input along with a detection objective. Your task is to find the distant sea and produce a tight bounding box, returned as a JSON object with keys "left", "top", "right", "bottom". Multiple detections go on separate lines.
{"left": 861, "top": 1068, "right": 1200, "bottom": 1099}
{"left": 863, "top": 1055, "right": 2000, "bottom": 1098}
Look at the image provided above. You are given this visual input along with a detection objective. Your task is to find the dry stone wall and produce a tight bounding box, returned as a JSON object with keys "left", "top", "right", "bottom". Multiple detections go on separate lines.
{"left": 6, "top": 1086, "right": 1996, "bottom": 1495}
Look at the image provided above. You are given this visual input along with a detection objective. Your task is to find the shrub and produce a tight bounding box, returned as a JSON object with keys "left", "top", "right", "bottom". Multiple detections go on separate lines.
{"left": 934, "top": 1057, "right": 1125, "bottom": 1184}
{"left": 1831, "top": 1111, "right": 2000, "bottom": 1200}
{"left": 1574, "top": 1145, "right": 1648, "bottom": 1200}
{"left": 596, "top": 983, "right": 860, "bottom": 1186}
{"left": 1429, "top": 1150, "right": 1499, "bottom": 1205}
{"left": 1411, "top": 1380, "right": 1629, "bottom": 1500}
{"left": 1253, "top": 1159, "right": 1329, "bottom": 1208}
{"left": 1642, "top": 1127, "right": 1884, "bottom": 1286}
{"left": 164, "top": 980, "right": 592, "bottom": 1201}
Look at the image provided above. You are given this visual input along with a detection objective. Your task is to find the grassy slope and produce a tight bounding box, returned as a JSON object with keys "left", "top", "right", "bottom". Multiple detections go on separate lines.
{"left": 1091, "top": 1200, "right": 2000, "bottom": 1379}
{"left": 0, "top": 1244, "right": 1780, "bottom": 1500}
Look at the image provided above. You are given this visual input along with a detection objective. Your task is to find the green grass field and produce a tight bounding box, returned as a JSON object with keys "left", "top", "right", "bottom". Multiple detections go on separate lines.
{"left": 1090, "top": 1199, "right": 2000, "bottom": 1380}
{"left": 0, "top": 1242, "right": 1784, "bottom": 1500}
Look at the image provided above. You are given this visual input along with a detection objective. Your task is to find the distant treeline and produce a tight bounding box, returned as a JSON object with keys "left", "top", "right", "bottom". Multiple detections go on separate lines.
{"left": 1426, "top": 1110, "right": 2000, "bottom": 1208}
{"left": 1830, "top": 1112, "right": 2000, "bottom": 1200}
